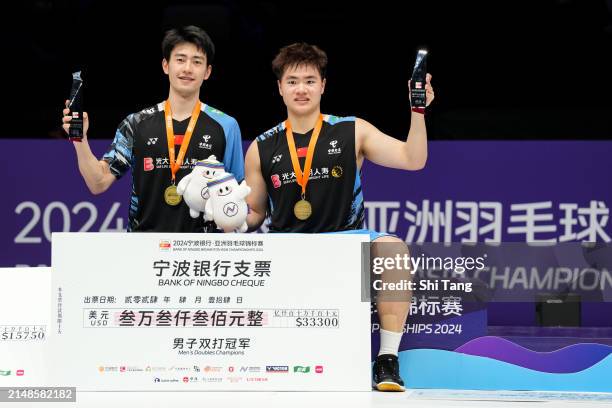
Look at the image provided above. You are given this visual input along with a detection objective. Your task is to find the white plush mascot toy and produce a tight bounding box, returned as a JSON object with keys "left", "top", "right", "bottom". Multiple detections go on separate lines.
{"left": 205, "top": 174, "right": 251, "bottom": 232}
{"left": 176, "top": 155, "right": 225, "bottom": 218}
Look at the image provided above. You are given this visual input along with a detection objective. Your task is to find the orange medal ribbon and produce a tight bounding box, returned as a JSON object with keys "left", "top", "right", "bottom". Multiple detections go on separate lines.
{"left": 163, "top": 100, "right": 201, "bottom": 206}
{"left": 164, "top": 100, "right": 202, "bottom": 184}
{"left": 285, "top": 114, "right": 324, "bottom": 219}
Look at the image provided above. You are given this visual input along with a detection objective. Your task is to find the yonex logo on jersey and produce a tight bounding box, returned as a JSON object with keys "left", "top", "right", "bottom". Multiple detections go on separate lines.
{"left": 147, "top": 138, "right": 158, "bottom": 145}
{"left": 272, "top": 154, "right": 282, "bottom": 164}
{"left": 328, "top": 140, "right": 341, "bottom": 155}
{"left": 203, "top": 134, "right": 211, "bottom": 142}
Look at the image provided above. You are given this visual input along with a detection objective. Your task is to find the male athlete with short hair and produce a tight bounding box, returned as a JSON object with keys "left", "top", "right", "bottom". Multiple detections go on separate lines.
{"left": 63, "top": 26, "right": 244, "bottom": 232}
{"left": 244, "top": 42, "right": 434, "bottom": 391}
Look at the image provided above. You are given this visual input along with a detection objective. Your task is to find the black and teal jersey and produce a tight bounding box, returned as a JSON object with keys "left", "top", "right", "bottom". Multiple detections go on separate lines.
{"left": 103, "top": 102, "right": 244, "bottom": 232}
{"left": 257, "top": 114, "right": 364, "bottom": 233}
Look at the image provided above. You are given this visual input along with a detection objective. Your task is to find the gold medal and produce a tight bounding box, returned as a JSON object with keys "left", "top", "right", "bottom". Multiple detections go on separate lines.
{"left": 164, "top": 185, "right": 182, "bottom": 206}
{"left": 285, "top": 114, "right": 324, "bottom": 220}
{"left": 294, "top": 199, "right": 312, "bottom": 220}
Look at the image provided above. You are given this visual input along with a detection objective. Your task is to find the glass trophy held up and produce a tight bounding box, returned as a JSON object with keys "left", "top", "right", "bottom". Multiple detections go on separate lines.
{"left": 410, "top": 49, "right": 427, "bottom": 114}
{"left": 67, "top": 71, "right": 84, "bottom": 142}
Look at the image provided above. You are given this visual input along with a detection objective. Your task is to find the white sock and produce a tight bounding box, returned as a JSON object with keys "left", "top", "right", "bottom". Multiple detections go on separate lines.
{"left": 378, "top": 329, "right": 403, "bottom": 357}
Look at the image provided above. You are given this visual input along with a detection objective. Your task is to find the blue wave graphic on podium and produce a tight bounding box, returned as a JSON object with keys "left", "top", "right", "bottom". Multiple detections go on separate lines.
{"left": 454, "top": 336, "right": 612, "bottom": 373}
{"left": 399, "top": 349, "right": 612, "bottom": 392}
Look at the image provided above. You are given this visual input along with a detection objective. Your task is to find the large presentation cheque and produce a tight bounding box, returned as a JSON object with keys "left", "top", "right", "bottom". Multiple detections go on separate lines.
{"left": 48, "top": 233, "right": 371, "bottom": 391}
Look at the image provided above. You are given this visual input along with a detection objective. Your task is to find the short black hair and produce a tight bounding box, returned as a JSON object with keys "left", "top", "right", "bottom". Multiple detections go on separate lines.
{"left": 162, "top": 25, "right": 215, "bottom": 65}
{"left": 272, "top": 43, "right": 327, "bottom": 80}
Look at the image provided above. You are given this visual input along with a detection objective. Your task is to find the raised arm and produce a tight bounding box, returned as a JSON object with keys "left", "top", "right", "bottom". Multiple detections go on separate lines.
{"left": 357, "top": 74, "right": 434, "bottom": 170}
{"left": 62, "top": 100, "right": 116, "bottom": 194}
